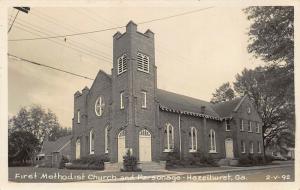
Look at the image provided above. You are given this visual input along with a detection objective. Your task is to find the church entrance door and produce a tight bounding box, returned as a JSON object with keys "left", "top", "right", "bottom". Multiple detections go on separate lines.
{"left": 225, "top": 138, "right": 234, "bottom": 159}
{"left": 139, "top": 129, "right": 152, "bottom": 161}
{"left": 118, "top": 130, "right": 126, "bottom": 162}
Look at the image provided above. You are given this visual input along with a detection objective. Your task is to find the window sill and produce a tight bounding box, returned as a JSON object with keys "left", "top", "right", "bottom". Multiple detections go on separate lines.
{"left": 90, "top": 152, "right": 95, "bottom": 155}
{"left": 209, "top": 150, "right": 217, "bottom": 154}
{"left": 189, "top": 150, "right": 197, "bottom": 153}
{"left": 137, "top": 69, "right": 150, "bottom": 74}
{"left": 241, "top": 152, "right": 246, "bottom": 154}
{"left": 163, "top": 149, "right": 174, "bottom": 153}
{"left": 248, "top": 131, "right": 253, "bottom": 133}
{"left": 225, "top": 130, "right": 231, "bottom": 132}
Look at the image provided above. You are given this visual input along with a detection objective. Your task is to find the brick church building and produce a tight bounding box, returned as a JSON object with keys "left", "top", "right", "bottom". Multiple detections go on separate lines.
{"left": 71, "top": 21, "right": 264, "bottom": 164}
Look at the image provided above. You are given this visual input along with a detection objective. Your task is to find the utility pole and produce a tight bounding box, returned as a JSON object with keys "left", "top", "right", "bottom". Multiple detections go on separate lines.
{"left": 8, "top": 7, "right": 30, "bottom": 33}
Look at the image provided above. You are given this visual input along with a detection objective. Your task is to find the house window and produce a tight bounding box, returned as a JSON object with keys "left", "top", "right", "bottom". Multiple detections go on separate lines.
{"left": 95, "top": 96, "right": 105, "bottom": 116}
{"left": 241, "top": 140, "right": 246, "bottom": 153}
{"left": 117, "top": 54, "right": 127, "bottom": 75}
{"left": 256, "top": 123, "right": 260, "bottom": 133}
{"left": 189, "top": 127, "right": 197, "bottom": 152}
{"left": 105, "top": 126, "right": 109, "bottom": 153}
{"left": 137, "top": 52, "right": 149, "bottom": 73}
{"left": 225, "top": 120, "right": 230, "bottom": 131}
{"left": 164, "top": 123, "right": 174, "bottom": 152}
{"left": 77, "top": 110, "right": 80, "bottom": 124}
{"left": 89, "top": 130, "right": 95, "bottom": 154}
{"left": 76, "top": 138, "right": 81, "bottom": 159}
{"left": 240, "top": 119, "right": 244, "bottom": 131}
{"left": 249, "top": 141, "right": 254, "bottom": 154}
{"left": 258, "top": 141, "right": 261, "bottom": 153}
{"left": 209, "top": 129, "right": 216, "bottom": 153}
{"left": 247, "top": 106, "right": 251, "bottom": 114}
{"left": 141, "top": 91, "right": 147, "bottom": 108}
{"left": 248, "top": 121, "right": 252, "bottom": 132}
{"left": 120, "top": 92, "right": 124, "bottom": 109}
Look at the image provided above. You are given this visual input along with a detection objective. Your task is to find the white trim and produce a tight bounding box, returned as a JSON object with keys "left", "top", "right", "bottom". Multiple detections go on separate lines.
{"left": 95, "top": 96, "right": 104, "bottom": 116}
{"left": 258, "top": 141, "right": 262, "bottom": 153}
{"left": 75, "top": 138, "right": 81, "bottom": 159}
{"left": 248, "top": 121, "right": 253, "bottom": 132}
{"left": 164, "top": 123, "right": 174, "bottom": 151}
{"left": 240, "top": 119, "right": 244, "bottom": 131}
{"left": 241, "top": 140, "right": 246, "bottom": 153}
{"left": 137, "top": 52, "right": 150, "bottom": 73}
{"left": 77, "top": 110, "right": 80, "bottom": 124}
{"left": 233, "top": 95, "right": 247, "bottom": 112}
{"left": 89, "top": 130, "right": 95, "bottom": 154}
{"left": 105, "top": 126, "right": 109, "bottom": 153}
{"left": 189, "top": 127, "right": 197, "bottom": 152}
{"left": 225, "top": 120, "right": 230, "bottom": 131}
{"left": 256, "top": 123, "right": 260, "bottom": 133}
{"left": 120, "top": 92, "right": 124, "bottom": 109}
{"left": 209, "top": 129, "right": 216, "bottom": 152}
{"left": 117, "top": 54, "right": 127, "bottom": 75}
{"left": 57, "top": 140, "right": 71, "bottom": 152}
{"left": 141, "top": 91, "right": 147, "bottom": 108}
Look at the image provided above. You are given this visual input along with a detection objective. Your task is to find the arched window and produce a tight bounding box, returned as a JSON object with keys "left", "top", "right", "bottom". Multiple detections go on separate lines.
{"left": 209, "top": 129, "right": 216, "bottom": 153}
{"left": 164, "top": 123, "right": 174, "bottom": 151}
{"left": 89, "top": 130, "right": 95, "bottom": 154}
{"left": 105, "top": 126, "right": 109, "bottom": 153}
{"left": 95, "top": 96, "right": 105, "bottom": 116}
{"left": 189, "top": 127, "right": 197, "bottom": 152}
{"left": 76, "top": 138, "right": 81, "bottom": 159}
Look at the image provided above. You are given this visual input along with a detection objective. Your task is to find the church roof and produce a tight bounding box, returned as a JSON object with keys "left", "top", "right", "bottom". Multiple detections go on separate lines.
{"left": 211, "top": 97, "right": 242, "bottom": 118}
{"left": 157, "top": 89, "right": 220, "bottom": 118}
{"left": 157, "top": 89, "right": 245, "bottom": 120}
{"left": 40, "top": 135, "right": 72, "bottom": 154}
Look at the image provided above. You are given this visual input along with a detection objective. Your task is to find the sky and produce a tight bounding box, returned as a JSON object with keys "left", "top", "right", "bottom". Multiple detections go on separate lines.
{"left": 7, "top": 5, "right": 266, "bottom": 128}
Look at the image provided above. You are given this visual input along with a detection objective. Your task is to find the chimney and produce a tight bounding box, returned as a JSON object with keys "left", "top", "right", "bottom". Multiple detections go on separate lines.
{"left": 201, "top": 106, "right": 206, "bottom": 114}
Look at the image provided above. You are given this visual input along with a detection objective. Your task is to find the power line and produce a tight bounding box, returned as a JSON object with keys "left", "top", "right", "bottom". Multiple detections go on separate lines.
{"left": 13, "top": 24, "right": 112, "bottom": 64}
{"left": 8, "top": 54, "right": 94, "bottom": 81}
{"left": 14, "top": 19, "right": 112, "bottom": 62}
{"left": 9, "top": 6, "right": 214, "bottom": 41}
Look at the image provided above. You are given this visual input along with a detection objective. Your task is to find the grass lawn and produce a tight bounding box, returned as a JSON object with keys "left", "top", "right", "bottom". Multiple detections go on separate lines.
{"left": 9, "top": 167, "right": 172, "bottom": 183}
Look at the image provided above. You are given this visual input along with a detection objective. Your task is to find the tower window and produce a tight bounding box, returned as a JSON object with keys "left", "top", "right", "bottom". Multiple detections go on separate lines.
{"left": 141, "top": 91, "right": 147, "bottom": 108}
{"left": 117, "top": 54, "right": 127, "bottom": 75}
{"left": 241, "top": 140, "right": 246, "bottom": 153}
{"left": 137, "top": 52, "right": 149, "bottom": 73}
{"left": 249, "top": 141, "right": 254, "bottom": 154}
{"left": 77, "top": 110, "right": 80, "bottom": 124}
{"left": 120, "top": 92, "right": 124, "bottom": 109}
{"left": 240, "top": 119, "right": 244, "bottom": 131}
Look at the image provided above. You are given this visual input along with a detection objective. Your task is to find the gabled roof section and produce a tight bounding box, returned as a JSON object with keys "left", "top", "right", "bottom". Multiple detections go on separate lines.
{"left": 40, "top": 135, "right": 72, "bottom": 154}
{"left": 211, "top": 97, "right": 245, "bottom": 117}
{"left": 157, "top": 89, "right": 220, "bottom": 119}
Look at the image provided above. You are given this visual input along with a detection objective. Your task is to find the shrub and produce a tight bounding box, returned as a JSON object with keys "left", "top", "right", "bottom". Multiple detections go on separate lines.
{"left": 199, "top": 154, "right": 218, "bottom": 167}
{"left": 264, "top": 155, "right": 273, "bottom": 164}
{"left": 67, "top": 154, "right": 109, "bottom": 170}
{"left": 121, "top": 150, "right": 141, "bottom": 172}
{"left": 59, "top": 155, "right": 69, "bottom": 169}
{"left": 238, "top": 154, "right": 270, "bottom": 166}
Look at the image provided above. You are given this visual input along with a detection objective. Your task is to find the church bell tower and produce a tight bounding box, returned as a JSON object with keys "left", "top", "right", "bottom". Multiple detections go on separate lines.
{"left": 111, "top": 21, "right": 157, "bottom": 162}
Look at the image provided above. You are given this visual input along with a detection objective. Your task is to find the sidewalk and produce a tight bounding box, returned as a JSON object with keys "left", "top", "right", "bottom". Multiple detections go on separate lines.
{"left": 87, "top": 161, "right": 294, "bottom": 183}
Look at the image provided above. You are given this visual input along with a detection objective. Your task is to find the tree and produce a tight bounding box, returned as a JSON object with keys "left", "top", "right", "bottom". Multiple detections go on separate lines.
{"left": 9, "top": 105, "right": 70, "bottom": 143}
{"left": 234, "top": 66, "right": 294, "bottom": 150}
{"left": 244, "top": 6, "right": 295, "bottom": 152}
{"left": 8, "top": 131, "right": 39, "bottom": 165}
{"left": 244, "top": 6, "right": 294, "bottom": 67}
{"left": 210, "top": 82, "right": 235, "bottom": 103}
